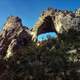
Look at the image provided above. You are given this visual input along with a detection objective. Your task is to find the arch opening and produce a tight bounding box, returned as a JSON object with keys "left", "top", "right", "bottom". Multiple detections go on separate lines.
{"left": 37, "top": 16, "right": 57, "bottom": 41}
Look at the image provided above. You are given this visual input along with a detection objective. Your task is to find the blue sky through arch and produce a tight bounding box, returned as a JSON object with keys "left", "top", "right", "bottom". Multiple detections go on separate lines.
{"left": 37, "top": 32, "right": 57, "bottom": 41}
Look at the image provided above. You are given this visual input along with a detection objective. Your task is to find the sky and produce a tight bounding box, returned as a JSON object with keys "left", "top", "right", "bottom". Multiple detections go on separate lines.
{"left": 37, "top": 32, "right": 57, "bottom": 41}
{"left": 0, "top": 0, "right": 80, "bottom": 30}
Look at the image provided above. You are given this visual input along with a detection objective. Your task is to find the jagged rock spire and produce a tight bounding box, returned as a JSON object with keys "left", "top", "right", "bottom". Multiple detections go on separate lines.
{"left": 0, "top": 16, "right": 32, "bottom": 58}
{"left": 3, "top": 16, "right": 22, "bottom": 31}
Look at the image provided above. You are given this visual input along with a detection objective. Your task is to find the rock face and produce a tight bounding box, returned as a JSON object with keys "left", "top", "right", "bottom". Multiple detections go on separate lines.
{"left": 32, "top": 8, "right": 80, "bottom": 41}
{"left": 0, "top": 8, "right": 80, "bottom": 58}
{"left": 3, "top": 16, "right": 22, "bottom": 31}
{"left": 0, "top": 8, "right": 80, "bottom": 80}
{"left": 0, "top": 16, "right": 32, "bottom": 58}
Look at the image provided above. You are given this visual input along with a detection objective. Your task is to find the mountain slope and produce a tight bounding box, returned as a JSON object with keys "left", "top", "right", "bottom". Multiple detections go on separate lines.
{"left": 0, "top": 8, "right": 80, "bottom": 80}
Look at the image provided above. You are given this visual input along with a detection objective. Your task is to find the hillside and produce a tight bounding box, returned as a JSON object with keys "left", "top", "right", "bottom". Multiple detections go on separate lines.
{"left": 0, "top": 8, "right": 80, "bottom": 80}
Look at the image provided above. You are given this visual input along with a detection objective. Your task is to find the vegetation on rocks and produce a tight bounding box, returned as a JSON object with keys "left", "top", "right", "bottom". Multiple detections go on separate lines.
{"left": 0, "top": 29, "right": 80, "bottom": 80}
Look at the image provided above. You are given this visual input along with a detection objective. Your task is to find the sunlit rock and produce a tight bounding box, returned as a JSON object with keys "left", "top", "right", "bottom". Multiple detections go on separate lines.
{"left": 32, "top": 8, "right": 80, "bottom": 42}
{"left": 76, "top": 8, "right": 80, "bottom": 16}
{"left": 0, "top": 16, "right": 32, "bottom": 58}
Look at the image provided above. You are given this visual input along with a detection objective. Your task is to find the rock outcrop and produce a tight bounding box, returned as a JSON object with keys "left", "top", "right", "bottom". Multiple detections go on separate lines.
{"left": 32, "top": 8, "right": 80, "bottom": 41}
{"left": 0, "top": 16, "right": 32, "bottom": 58}
{"left": 0, "top": 8, "right": 80, "bottom": 58}
{"left": 0, "top": 8, "right": 80, "bottom": 80}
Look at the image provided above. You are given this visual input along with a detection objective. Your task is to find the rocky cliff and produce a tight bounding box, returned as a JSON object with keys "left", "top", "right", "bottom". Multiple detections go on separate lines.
{"left": 0, "top": 8, "right": 80, "bottom": 57}
{"left": 0, "top": 16, "right": 32, "bottom": 59}
{"left": 0, "top": 8, "right": 80, "bottom": 58}
{"left": 32, "top": 8, "right": 80, "bottom": 41}
{"left": 0, "top": 8, "right": 80, "bottom": 80}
